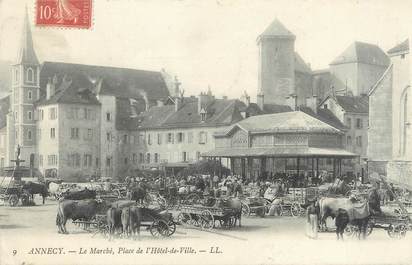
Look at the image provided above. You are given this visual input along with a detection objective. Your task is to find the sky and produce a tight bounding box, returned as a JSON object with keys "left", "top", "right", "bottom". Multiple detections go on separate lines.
{"left": 0, "top": 0, "right": 411, "bottom": 100}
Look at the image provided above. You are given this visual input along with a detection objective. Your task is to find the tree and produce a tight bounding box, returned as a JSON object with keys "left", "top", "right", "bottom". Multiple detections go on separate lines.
{"left": 180, "top": 159, "right": 230, "bottom": 177}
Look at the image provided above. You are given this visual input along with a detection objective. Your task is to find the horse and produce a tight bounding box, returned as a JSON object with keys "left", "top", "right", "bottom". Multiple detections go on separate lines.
{"left": 213, "top": 197, "right": 242, "bottom": 227}
{"left": 129, "top": 183, "right": 148, "bottom": 204}
{"left": 22, "top": 182, "right": 48, "bottom": 204}
{"left": 318, "top": 196, "right": 373, "bottom": 239}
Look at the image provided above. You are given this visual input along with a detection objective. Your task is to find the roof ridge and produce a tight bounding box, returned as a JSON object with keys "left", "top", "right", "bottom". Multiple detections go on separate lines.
{"left": 42, "top": 61, "right": 162, "bottom": 74}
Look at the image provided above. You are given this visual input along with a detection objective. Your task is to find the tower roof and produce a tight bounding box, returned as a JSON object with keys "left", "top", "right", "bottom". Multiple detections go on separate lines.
{"left": 258, "top": 19, "right": 295, "bottom": 41}
{"left": 330, "top": 41, "right": 389, "bottom": 67}
{"left": 15, "top": 7, "right": 39, "bottom": 65}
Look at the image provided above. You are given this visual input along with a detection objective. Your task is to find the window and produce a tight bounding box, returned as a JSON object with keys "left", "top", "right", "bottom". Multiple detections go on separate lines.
{"left": 188, "top": 132, "right": 193, "bottom": 143}
{"left": 157, "top": 133, "right": 162, "bottom": 145}
{"left": 14, "top": 111, "right": 18, "bottom": 122}
{"left": 154, "top": 153, "right": 159, "bottom": 163}
{"left": 167, "top": 133, "right": 174, "bottom": 143}
{"left": 148, "top": 134, "right": 152, "bottom": 145}
{"left": 85, "top": 129, "right": 93, "bottom": 140}
{"left": 14, "top": 68, "right": 19, "bottom": 83}
{"left": 346, "top": 118, "right": 351, "bottom": 129}
{"left": 323, "top": 104, "right": 328, "bottom": 109}
{"left": 133, "top": 153, "right": 137, "bottom": 164}
{"left": 28, "top": 90, "right": 32, "bottom": 100}
{"left": 39, "top": 109, "right": 44, "bottom": 120}
{"left": 123, "top": 134, "right": 128, "bottom": 144}
{"left": 67, "top": 153, "right": 80, "bottom": 167}
{"left": 106, "top": 112, "right": 111, "bottom": 121}
{"left": 84, "top": 108, "right": 94, "bottom": 120}
{"left": 196, "top": 151, "right": 201, "bottom": 160}
{"left": 84, "top": 154, "right": 92, "bottom": 167}
{"left": 146, "top": 153, "right": 151, "bottom": 164}
{"left": 50, "top": 128, "right": 56, "bottom": 139}
{"left": 356, "top": 136, "right": 362, "bottom": 147}
{"left": 39, "top": 155, "right": 43, "bottom": 167}
{"left": 27, "top": 130, "right": 32, "bottom": 140}
{"left": 95, "top": 158, "right": 99, "bottom": 167}
{"left": 356, "top": 118, "right": 363, "bottom": 129}
{"left": 26, "top": 68, "right": 34, "bottom": 82}
{"left": 124, "top": 157, "right": 128, "bottom": 165}
{"left": 49, "top": 107, "right": 57, "bottom": 120}
{"left": 70, "top": 128, "right": 79, "bottom": 139}
{"left": 139, "top": 153, "right": 144, "bottom": 163}
{"left": 182, "top": 152, "right": 187, "bottom": 162}
{"left": 106, "top": 132, "right": 112, "bottom": 142}
{"left": 177, "top": 132, "right": 184, "bottom": 143}
{"left": 28, "top": 111, "right": 32, "bottom": 120}
{"left": 200, "top": 112, "right": 206, "bottom": 122}
{"left": 199, "top": 131, "right": 207, "bottom": 144}
{"left": 47, "top": 155, "right": 58, "bottom": 166}
{"left": 106, "top": 157, "right": 112, "bottom": 167}
{"left": 347, "top": 136, "right": 352, "bottom": 146}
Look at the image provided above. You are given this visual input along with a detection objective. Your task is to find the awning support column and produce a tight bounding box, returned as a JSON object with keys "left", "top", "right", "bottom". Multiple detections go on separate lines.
{"left": 230, "top": 157, "right": 235, "bottom": 175}
{"left": 241, "top": 158, "right": 246, "bottom": 179}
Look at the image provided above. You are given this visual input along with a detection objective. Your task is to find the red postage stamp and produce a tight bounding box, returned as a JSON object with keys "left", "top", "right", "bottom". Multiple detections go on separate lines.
{"left": 35, "top": 0, "right": 92, "bottom": 29}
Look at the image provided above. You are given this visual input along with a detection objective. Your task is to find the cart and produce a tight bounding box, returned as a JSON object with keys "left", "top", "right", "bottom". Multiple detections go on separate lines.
{"left": 240, "top": 197, "right": 269, "bottom": 217}
{"left": 177, "top": 204, "right": 240, "bottom": 230}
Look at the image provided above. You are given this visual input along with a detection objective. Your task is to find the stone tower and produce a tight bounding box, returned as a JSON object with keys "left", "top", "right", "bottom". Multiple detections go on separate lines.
{"left": 257, "top": 19, "right": 295, "bottom": 105}
{"left": 7, "top": 8, "right": 40, "bottom": 167}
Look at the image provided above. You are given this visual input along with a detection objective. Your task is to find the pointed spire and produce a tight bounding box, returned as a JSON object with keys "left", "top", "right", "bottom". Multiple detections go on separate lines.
{"left": 16, "top": 6, "right": 39, "bottom": 65}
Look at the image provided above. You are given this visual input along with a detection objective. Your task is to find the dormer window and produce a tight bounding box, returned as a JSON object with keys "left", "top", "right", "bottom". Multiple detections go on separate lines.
{"left": 323, "top": 104, "right": 328, "bottom": 109}
{"left": 200, "top": 107, "right": 207, "bottom": 122}
{"left": 26, "top": 67, "right": 34, "bottom": 82}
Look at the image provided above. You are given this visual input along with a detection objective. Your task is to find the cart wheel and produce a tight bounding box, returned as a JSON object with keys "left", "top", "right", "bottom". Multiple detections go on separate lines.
{"left": 199, "top": 210, "right": 214, "bottom": 230}
{"left": 186, "top": 194, "right": 201, "bottom": 205}
{"left": 290, "top": 203, "right": 300, "bottom": 217}
{"left": 387, "top": 224, "right": 407, "bottom": 239}
{"left": 156, "top": 195, "right": 168, "bottom": 209}
{"left": 177, "top": 212, "right": 191, "bottom": 226}
{"left": 366, "top": 220, "right": 374, "bottom": 236}
{"left": 150, "top": 220, "right": 170, "bottom": 237}
{"left": 241, "top": 202, "right": 250, "bottom": 216}
{"left": 167, "top": 221, "right": 176, "bottom": 236}
{"left": 8, "top": 194, "right": 19, "bottom": 207}
{"left": 21, "top": 193, "right": 30, "bottom": 206}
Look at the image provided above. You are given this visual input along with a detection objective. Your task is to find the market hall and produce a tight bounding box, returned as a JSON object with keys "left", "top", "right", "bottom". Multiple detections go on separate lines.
{"left": 202, "top": 111, "right": 358, "bottom": 186}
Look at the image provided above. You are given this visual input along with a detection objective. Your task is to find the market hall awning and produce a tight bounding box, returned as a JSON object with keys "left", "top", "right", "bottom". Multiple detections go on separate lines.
{"left": 202, "top": 147, "right": 358, "bottom": 158}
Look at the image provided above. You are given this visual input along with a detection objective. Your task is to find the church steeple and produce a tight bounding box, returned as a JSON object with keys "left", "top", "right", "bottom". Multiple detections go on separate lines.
{"left": 15, "top": 7, "right": 39, "bottom": 65}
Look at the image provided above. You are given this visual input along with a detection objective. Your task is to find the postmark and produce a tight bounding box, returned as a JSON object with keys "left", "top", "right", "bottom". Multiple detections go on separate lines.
{"left": 35, "top": 0, "right": 92, "bottom": 29}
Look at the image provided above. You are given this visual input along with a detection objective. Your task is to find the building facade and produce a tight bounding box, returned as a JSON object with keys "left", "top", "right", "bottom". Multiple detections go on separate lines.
{"left": 368, "top": 39, "right": 412, "bottom": 187}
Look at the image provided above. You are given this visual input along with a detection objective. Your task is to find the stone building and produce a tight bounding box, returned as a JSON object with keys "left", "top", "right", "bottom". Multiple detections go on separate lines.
{"left": 135, "top": 89, "right": 247, "bottom": 175}
{"left": 368, "top": 39, "right": 412, "bottom": 187}
{"left": 0, "top": 11, "right": 171, "bottom": 181}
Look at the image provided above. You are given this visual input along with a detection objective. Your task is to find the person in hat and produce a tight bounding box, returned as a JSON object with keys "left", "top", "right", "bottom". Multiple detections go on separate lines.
{"left": 306, "top": 198, "right": 318, "bottom": 239}
{"left": 368, "top": 182, "right": 382, "bottom": 215}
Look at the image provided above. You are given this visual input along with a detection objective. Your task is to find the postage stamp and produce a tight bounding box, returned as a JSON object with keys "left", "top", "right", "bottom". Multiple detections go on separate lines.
{"left": 35, "top": 0, "right": 92, "bottom": 29}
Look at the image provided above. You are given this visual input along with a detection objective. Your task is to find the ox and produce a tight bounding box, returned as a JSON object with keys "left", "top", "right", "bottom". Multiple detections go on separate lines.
{"left": 22, "top": 182, "right": 48, "bottom": 204}
{"left": 63, "top": 188, "right": 96, "bottom": 200}
{"left": 56, "top": 199, "right": 104, "bottom": 234}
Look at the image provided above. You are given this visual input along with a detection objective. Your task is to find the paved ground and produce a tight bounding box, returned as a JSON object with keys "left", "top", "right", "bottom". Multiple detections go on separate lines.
{"left": 0, "top": 197, "right": 411, "bottom": 265}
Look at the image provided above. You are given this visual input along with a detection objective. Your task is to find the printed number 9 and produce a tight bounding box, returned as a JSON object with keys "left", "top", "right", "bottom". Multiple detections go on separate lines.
{"left": 40, "top": 5, "right": 53, "bottom": 20}
{"left": 12, "top": 249, "right": 17, "bottom": 256}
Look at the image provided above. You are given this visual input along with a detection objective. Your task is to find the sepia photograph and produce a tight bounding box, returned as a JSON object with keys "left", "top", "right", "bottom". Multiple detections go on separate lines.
{"left": 0, "top": 0, "right": 411, "bottom": 264}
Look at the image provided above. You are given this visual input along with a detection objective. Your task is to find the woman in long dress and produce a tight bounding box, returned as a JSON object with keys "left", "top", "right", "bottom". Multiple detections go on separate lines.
{"left": 54, "top": 0, "right": 81, "bottom": 23}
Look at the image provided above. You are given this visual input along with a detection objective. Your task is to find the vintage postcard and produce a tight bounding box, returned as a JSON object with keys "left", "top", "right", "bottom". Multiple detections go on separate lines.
{"left": 0, "top": 0, "right": 411, "bottom": 265}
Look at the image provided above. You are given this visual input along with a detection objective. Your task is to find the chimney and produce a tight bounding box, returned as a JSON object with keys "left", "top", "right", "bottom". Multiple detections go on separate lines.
{"left": 198, "top": 88, "right": 214, "bottom": 114}
{"left": 257, "top": 91, "right": 264, "bottom": 110}
{"left": 46, "top": 77, "right": 55, "bottom": 100}
{"left": 286, "top": 94, "right": 298, "bottom": 111}
{"left": 174, "top": 76, "right": 181, "bottom": 97}
{"left": 306, "top": 95, "right": 318, "bottom": 114}
{"left": 175, "top": 97, "right": 180, "bottom": 112}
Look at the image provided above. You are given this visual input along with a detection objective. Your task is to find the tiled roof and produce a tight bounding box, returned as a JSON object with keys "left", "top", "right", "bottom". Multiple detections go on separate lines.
{"left": 235, "top": 111, "right": 343, "bottom": 134}
{"left": 40, "top": 62, "right": 169, "bottom": 102}
{"left": 387, "top": 39, "right": 409, "bottom": 54}
{"left": 258, "top": 19, "right": 295, "bottom": 39}
{"left": 138, "top": 98, "right": 246, "bottom": 129}
{"left": 37, "top": 74, "right": 101, "bottom": 106}
{"left": 245, "top": 103, "right": 292, "bottom": 116}
{"left": 335, "top": 95, "right": 369, "bottom": 113}
{"left": 330, "top": 41, "right": 390, "bottom": 67}
{"left": 0, "top": 96, "right": 10, "bottom": 129}
{"left": 299, "top": 106, "right": 347, "bottom": 131}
